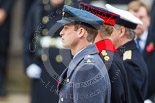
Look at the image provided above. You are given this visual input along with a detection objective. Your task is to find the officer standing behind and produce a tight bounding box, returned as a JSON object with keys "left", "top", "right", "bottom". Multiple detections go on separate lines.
{"left": 23, "top": 0, "right": 70, "bottom": 103}
{"left": 0, "top": 0, "right": 15, "bottom": 98}
{"left": 57, "top": 5, "right": 111, "bottom": 103}
{"left": 106, "top": 4, "right": 148, "bottom": 103}
{"left": 80, "top": 2, "right": 131, "bottom": 103}
{"left": 24, "top": 0, "right": 35, "bottom": 21}
{"left": 127, "top": 1, "right": 155, "bottom": 103}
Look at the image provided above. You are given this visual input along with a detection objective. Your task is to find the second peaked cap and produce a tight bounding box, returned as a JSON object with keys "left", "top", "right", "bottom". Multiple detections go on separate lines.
{"left": 80, "top": 2, "right": 120, "bottom": 26}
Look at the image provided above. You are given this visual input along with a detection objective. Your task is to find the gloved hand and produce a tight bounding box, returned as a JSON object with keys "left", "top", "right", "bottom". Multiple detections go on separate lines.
{"left": 40, "top": 36, "right": 64, "bottom": 49}
{"left": 144, "top": 99, "right": 153, "bottom": 103}
{"left": 26, "top": 64, "right": 42, "bottom": 79}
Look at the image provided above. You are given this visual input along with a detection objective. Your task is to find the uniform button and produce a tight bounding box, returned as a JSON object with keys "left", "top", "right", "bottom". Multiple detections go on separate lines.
{"left": 42, "top": 28, "right": 48, "bottom": 36}
{"left": 42, "top": 16, "right": 49, "bottom": 24}
{"left": 56, "top": 55, "right": 63, "bottom": 63}
{"left": 44, "top": 4, "right": 50, "bottom": 11}
{"left": 41, "top": 54, "right": 48, "bottom": 62}
{"left": 61, "top": 97, "right": 64, "bottom": 102}
{"left": 42, "top": 0, "right": 49, "bottom": 4}
{"left": 67, "top": 79, "right": 70, "bottom": 83}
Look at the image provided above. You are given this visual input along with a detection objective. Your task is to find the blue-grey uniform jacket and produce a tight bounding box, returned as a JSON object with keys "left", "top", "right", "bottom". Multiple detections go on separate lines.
{"left": 57, "top": 44, "right": 111, "bottom": 103}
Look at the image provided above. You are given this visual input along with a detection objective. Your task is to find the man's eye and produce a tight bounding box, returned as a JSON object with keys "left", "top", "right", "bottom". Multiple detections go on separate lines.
{"left": 140, "top": 16, "right": 144, "bottom": 20}
{"left": 64, "top": 26, "right": 69, "bottom": 29}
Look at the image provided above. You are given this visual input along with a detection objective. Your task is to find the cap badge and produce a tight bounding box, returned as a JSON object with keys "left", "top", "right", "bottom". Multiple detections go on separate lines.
{"left": 62, "top": 8, "right": 65, "bottom": 17}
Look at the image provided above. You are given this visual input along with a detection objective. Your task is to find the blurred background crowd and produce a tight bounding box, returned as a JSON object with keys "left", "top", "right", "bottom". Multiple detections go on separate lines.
{"left": 0, "top": 0, "right": 154, "bottom": 103}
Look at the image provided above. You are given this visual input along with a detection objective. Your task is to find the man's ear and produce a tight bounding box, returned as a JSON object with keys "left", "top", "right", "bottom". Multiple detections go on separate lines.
{"left": 77, "top": 27, "right": 86, "bottom": 37}
{"left": 119, "top": 26, "right": 125, "bottom": 38}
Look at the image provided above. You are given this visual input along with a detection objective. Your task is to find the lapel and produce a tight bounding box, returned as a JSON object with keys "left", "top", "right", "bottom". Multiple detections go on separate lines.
{"left": 57, "top": 67, "right": 68, "bottom": 93}
{"left": 67, "top": 44, "right": 98, "bottom": 79}
{"left": 117, "top": 40, "right": 137, "bottom": 57}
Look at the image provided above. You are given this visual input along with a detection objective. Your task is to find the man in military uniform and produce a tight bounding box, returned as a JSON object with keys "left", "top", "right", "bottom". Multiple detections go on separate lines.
{"left": 128, "top": 1, "right": 155, "bottom": 103}
{"left": 0, "top": 0, "right": 15, "bottom": 98}
{"left": 24, "top": 0, "right": 71, "bottom": 103}
{"left": 80, "top": 2, "right": 131, "bottom": 103}
{"left": 57, "top": 5, "right": 111, "bottom": 103}
{"left": 106, "top": 4, "right": 148, "bottom": 103}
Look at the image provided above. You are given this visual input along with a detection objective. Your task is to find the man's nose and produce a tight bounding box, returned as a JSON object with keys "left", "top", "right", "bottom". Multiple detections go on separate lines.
{"left": 60, "top": 29, "right": 64, "bottom": 36}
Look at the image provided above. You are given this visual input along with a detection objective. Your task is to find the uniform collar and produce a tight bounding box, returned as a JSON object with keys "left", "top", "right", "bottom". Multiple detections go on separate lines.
{"left": 117, "top": 40, "right": 137, "bottom": 56}
{"left": 73, "top": 47, "right": 85, "bottom": 59}
{"left": 95, "top": 39, "right": 118, "bottom": 53}
{"left": 67, "top": 44, "right": 98, "bottom": 78}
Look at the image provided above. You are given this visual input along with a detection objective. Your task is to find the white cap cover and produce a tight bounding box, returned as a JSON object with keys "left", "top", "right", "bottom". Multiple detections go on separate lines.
{"left": 106, "top": 4, "right": 143, "bottom": 29}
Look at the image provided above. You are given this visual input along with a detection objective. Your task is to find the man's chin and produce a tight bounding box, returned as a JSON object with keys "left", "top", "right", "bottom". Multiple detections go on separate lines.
{"left": 62, "top": 45, "right": 70, "bottom": 49}
{"left": 136, "top": 30, "right": 144, "bottom": 37}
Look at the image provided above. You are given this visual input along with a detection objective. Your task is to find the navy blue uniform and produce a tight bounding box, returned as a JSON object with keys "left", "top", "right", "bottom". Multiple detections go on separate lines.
{"left": 0, "top": 0, "right": 15, "bottom": 96}
{"left": 24, "top": 0, "right": 35, "bottom": 18}
{"left": 144, "top": 1, "right": 155, "bottom": 101}
{"left": 96, "top": 39, "right": 131, "bottom": 103}
{"left": 117, "top": 40, "right": 148, "bottom": 103}
{"left": 23, "top": 0, "right": 71, "bottom": 103}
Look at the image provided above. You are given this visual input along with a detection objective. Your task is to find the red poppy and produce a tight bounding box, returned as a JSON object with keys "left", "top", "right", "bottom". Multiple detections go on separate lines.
{"left": 146, "top": 42, "right": 154, "bottom": 52}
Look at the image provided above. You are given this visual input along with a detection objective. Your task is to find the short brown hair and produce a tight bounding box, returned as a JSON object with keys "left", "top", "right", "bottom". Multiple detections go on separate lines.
{"left": 100, "top": 24, "right": 113, "bottom": 37}
{"left": 74, "top": 24, "right": 98, "bottom": 42}
{"left": 128, "top": 1, "right": 150, "bottom": 16}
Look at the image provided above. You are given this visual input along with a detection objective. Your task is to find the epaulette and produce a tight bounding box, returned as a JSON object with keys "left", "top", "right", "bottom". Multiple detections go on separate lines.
{"left": 123, "top": 50, "right": 132, "bottom": 61}
{"left": 100, "top": 50, "right": 114, "bottom": 71}
{"left": 83, "top": 55, "right": 95, "bottom": 63}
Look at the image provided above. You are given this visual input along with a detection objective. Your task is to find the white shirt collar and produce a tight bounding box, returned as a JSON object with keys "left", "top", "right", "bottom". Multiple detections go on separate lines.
{"left": 135, "top": 30, "right": 148, "bottom": 51}
{"left": 140, "top": 30, "right": 148, "bottom": 42}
